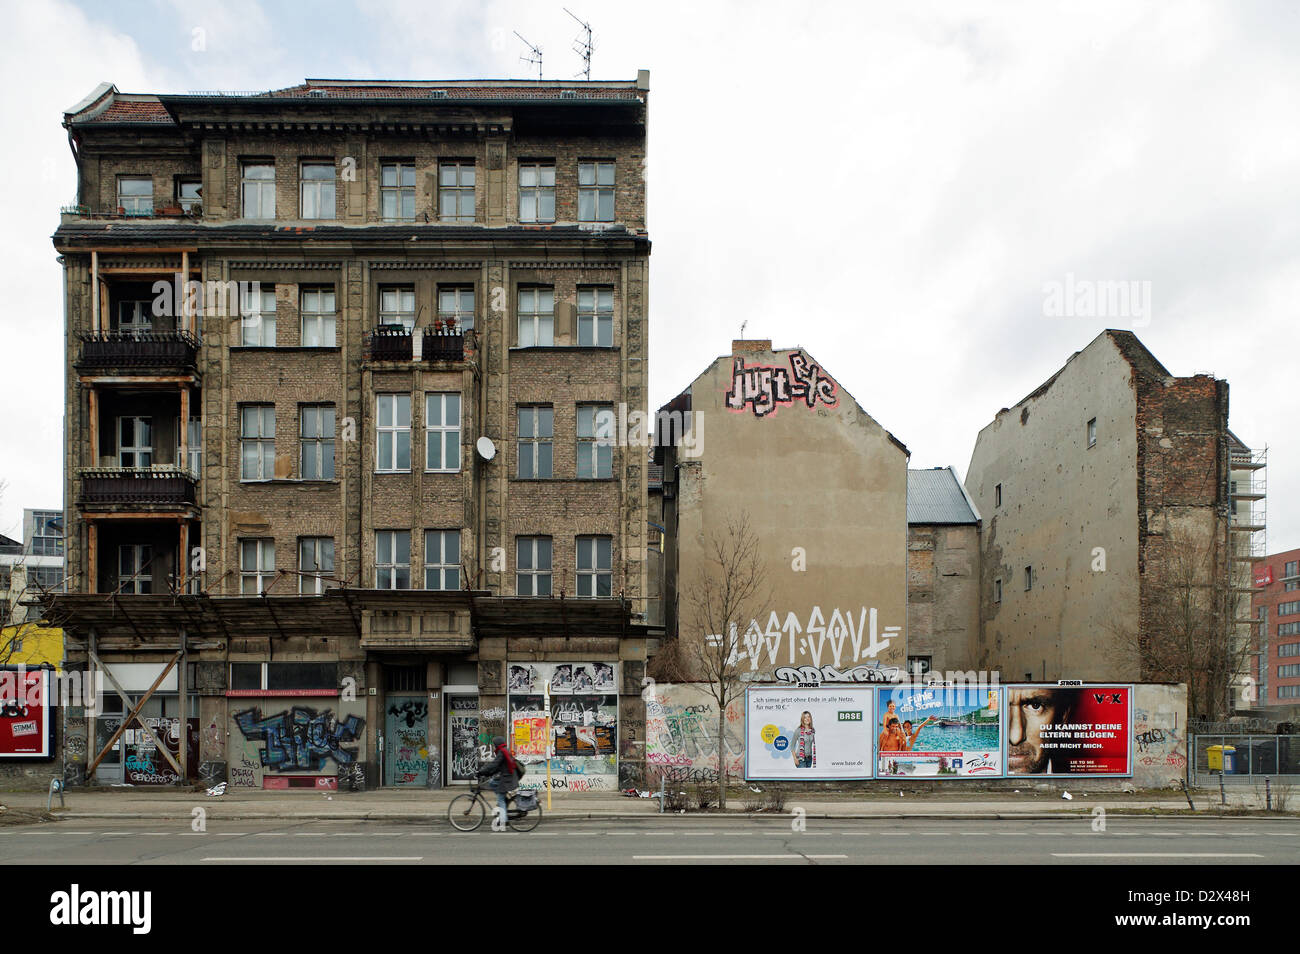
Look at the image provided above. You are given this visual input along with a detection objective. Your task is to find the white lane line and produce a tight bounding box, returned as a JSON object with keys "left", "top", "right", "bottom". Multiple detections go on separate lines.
{"left": 202, "top": 856, "right": 423, "bottom": 862}
{"left": 1055, "top": 857, "right": 1258, "bottom": 863}
{"left": 633, "top": 854, "right": 847, "bottom": 860}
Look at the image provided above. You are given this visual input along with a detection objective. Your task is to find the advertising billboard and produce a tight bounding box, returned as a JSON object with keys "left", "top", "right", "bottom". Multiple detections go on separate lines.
{"left": 0, "top": 666, "right": 54, "bottom": 759}
{"left": 745, "top": 686, "right": 875, "bottom": 780}
{"left": 1004, "top": 684, "right": 1132, "bottom": 776}
{"left": 876, "top": 685, "right": 1003, "bottom": 778}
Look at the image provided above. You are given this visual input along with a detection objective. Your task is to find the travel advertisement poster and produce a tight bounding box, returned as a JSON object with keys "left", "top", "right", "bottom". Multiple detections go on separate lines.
{"left": 745, "top": 686, "right": 875, "bottom": 780}
{"left": 875, "top": 686, "right": 1003, "bottom": 778}
{"left": 1004, "top": 684, "right": 1132, "bottom": 776}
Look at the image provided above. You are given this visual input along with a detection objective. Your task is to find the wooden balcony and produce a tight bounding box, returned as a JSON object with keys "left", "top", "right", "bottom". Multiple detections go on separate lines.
{"left": 77, "top": 331, "right": 200, "bottom": 374}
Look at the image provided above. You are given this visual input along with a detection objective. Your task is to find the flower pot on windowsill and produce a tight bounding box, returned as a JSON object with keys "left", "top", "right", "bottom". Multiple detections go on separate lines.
{"left": 158, "top": 204, "right": 183, "bottom": 216}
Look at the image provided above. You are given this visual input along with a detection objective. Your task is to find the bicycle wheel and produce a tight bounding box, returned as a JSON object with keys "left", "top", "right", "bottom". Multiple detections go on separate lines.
{"left": 448, "top": 793, "right": 486, "bottom": 831}
{"left": 508, "top": 802, "right": 542, "bottom": 832}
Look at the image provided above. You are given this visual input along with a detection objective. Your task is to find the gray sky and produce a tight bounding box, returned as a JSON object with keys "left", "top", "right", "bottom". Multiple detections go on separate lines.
{"left": 1, "top": 0, "right": 1295, "bottom": 552}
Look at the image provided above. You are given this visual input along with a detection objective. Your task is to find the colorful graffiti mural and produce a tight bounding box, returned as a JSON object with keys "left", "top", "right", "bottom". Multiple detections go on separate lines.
{"left": 645, "top": 683, "right": 744, "bottom": 784}
{"left": 229, "top": 703, "right": 365, "bottom": 786}
{"left": 723, "top": 352, "right": 838, "bottom": 418}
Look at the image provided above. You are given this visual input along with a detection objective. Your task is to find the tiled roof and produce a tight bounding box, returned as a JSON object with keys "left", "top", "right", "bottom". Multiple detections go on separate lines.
{"left": 908, "top": 467, "right": 979, "bottom": 525}
{"left": 265, "top": 83, "right": 641, "bottom": 101}
{"left": 88, "top": 98, "right": 173, "bottom": 124}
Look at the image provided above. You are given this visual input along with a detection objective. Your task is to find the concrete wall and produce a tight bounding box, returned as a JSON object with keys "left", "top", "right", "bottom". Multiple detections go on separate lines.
{"left": 906, "top": 524, "right": 980, "bottom": 674}
{"left": 645, "top": 682, "right": 744, "bottom": 786}
{"left": 1132, "top": 683, "right": 1189, "bottom": 789}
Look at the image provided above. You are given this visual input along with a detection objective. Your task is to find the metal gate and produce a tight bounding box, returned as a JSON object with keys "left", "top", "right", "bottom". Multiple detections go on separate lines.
{"left": 1190, "top": 734, "right": 1300, "bottom": 786}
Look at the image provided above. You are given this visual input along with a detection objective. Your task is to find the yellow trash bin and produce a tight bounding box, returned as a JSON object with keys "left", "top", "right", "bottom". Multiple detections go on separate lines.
{"left": 1207, "top": 744, "right": 1235, "bottom": 772}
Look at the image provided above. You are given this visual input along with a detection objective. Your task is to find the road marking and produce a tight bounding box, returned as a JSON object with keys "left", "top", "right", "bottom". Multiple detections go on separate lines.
{"left": 202, "top": 856, "right": 423, "bottom": 862}
{"left": 633, "top": 854, "right": 847, "bottom": 860}
{"left": 1051, "top": 853, "right": 1262, "bottom": 858}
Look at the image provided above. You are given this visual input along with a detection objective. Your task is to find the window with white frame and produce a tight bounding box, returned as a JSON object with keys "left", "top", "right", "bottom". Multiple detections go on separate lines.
{"left": 241, "top": 162, "right": 275, "bottom": 219}
{"left": 300, "top": 287, "right": 337, "bottom": 347}
{"left": 300, "top": 405, "right": 336, "bottom": 480}
{"left": 577, "top": 161, "right": 614, "bottom": 222}
{"left": 517, "top": 287, "right": 554, "bottom": 347}
{"left": 439, "top": 161, "right": 476, "bottom": 221}
{"left": 300, "top": 161, "right": 336, "bottom": 219}
{"left": 298, "top": 537, "right": 334, "bottom": 594}
{"left": 175, "top": 417, "right": 201, "bottom": 475}
{"left": 376, "top": 394, "right": 411, "bottom": 472}
{"left": 177, "top": 178, "right": 202, "bottom": 213}
{"left": 425, "top": 530, "right": 461, "bottom": 590}
{"left": 577, "top": 286, "right": 613, "bottom": 347}
{"left": 240, "top": 284, "right": 276, "bottom": 346}
{"left": 118, "top": 544, "right": 152, "bottom": 594}
{"left": 240, "top": 405, "right": 275, "bottom": 481}
{"left": 117, "top": 416, "right": 153, "bottom": 468}
{"left": 438, "top": 286, "right": 474, "bottom": 333}
{"left": 376, "top": 530, "right": 411, "bottom": 589}
{"left": 116, "top": 300, "right": 153, "bottom": 336}
{"left": 425, "top": 393, "right": 461, "bottom": 472}
{"left": 117, "top": 176, "right": 153, "bottom": 214}
{"left": 577, "top": 404, "right": 614, "bottom": 479}
{"left": 518, "top": 161, "right": 555, "bottom": 223}
{"left": 31, "top": 512, "right": 62, "bottom": 557}
{"left": 379, "top": 286, "right": 415, "bottom": 332}
{"left": 516, "top": 536, "right": 552, "bottom": 596}
{"left": 240, "top": 538, "right": 275, "bottom": 594}
{"left": 576, "top": 536, "right": 612, "bottom": 597}
{"left": 517, "top": 406, "right": 553, "bottom": 479}
{"left": 381, "top": 162, "right": 416, "bottom": 221}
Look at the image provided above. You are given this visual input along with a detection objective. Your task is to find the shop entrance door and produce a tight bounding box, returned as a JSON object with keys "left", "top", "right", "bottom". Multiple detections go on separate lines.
{"left": 384, "top": 695, "right": 429, "bottom": 787}
{"left": 446, "top": 693, "right": 480, "bottom": 784}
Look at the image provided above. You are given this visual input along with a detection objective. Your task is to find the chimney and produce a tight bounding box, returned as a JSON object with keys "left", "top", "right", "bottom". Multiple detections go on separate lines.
{"left": 732, "top": 339, "right": 772, "bottom": 356}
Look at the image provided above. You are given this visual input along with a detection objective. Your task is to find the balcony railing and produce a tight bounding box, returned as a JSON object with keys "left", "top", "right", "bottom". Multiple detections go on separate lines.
{"left": 423, "top": 329, "right": 464, "bottom": 362}
{"left": 79, "top": 468, "right": 197, "bottom": 508}
{"left": 78, "top": 331, "right": 200, "bottom": 371}
{"left": 61, "top": 203, "right": 201, "bottom": 220}
{"left": 367, "top": 327, "right": 412, "bottom": 361}
{"left": 366, "top": 327, "right": 465, "bottom": 362}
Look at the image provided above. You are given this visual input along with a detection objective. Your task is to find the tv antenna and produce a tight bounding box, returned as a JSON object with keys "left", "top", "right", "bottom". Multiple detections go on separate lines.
{"left": 565, "top": 8, "right": 593, "bottom": 80}
{"left": 515, "top": 32, "right": 543, "bottom": 80}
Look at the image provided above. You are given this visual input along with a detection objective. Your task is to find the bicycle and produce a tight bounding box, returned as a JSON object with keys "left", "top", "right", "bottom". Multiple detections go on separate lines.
{"left": 447, "top": 780, "right": 543, "bottom": 832}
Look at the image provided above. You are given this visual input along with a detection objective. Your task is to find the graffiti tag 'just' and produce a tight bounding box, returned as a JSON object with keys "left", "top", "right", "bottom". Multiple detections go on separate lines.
{"left": 724, "top": 352, "right": 838, "bottom": 418}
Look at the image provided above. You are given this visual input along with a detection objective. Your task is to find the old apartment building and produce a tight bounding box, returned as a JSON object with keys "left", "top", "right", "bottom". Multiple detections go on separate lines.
{"left": 46, "top": 75, "right": 653, "bottom": 791}
{"left": 965, "top": 330, "right": 1263, "bottom": 717}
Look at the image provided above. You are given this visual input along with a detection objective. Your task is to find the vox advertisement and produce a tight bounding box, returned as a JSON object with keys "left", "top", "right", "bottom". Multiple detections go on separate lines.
{"left": 1004, "top": 684, "right": 1132, "bottom": 776}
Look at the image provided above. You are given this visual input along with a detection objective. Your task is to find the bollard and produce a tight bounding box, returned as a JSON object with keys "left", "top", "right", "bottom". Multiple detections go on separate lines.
{"left": 1219, "top": 770, "right": 1226, "bottom": 806}
{"left": 47, "top": 778, "right": 64, "bottom": 811}
{"left": 1180, "top": 778, "right": 1196, "bottom": 811}
{"left": 1266, "top": 777, "right": 1272, "bottom": 812}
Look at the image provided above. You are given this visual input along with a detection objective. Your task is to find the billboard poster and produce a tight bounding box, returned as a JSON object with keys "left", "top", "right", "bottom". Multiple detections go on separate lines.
{"left": 0, "top": 667, "right": 54, "bottom": 759}
{"left": 1004, "top": 684, "right": 1132, "bottom": 776}
{"left": 745, "top": 686, "right": 874, "bottom": 780}
{"left": 876, "top": 686, "right": 1003, "bottom": 778}
{"left": 512, "top": 716, "right": 550, "bottom": 757}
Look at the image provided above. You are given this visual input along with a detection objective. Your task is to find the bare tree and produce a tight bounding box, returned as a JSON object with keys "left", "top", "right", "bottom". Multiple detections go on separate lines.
{"left": 676, "top": 511, "right": 769, "bottom": 810}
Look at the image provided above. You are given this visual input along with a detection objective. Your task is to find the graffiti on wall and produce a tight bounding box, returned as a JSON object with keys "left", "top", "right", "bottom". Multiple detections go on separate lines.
{"left": 724, "top": 352, "right": 838, "bottom": 418}
{"left": 1132, "top": 686, "right": 1188, "bottom": 787}
{"left": 233, "top": 706, "right": 364, "bottom": 774}
{"left": 708, "top": 606, "right": 902, "bottom": 673}
{"left": 774, "top": 663, "right": 903, "bottom": 685}
{"left": 645, "top": 684, "right": 744, "bottom": 780}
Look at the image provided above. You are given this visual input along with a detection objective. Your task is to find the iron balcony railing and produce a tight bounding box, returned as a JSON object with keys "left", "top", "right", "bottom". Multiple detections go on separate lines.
{"left": 78, "top": 467, "right": 197, "bottom": 507}
{"left": 366, "top": 327, "right": 464, "bottom": 362}
{"left": 78, "top": 331, "right": 200, "bottom": 370}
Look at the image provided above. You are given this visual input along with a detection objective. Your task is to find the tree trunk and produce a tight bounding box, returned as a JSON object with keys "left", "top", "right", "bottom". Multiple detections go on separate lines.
{"left": 717, "top": 707, "right": 727, "bottom": 811}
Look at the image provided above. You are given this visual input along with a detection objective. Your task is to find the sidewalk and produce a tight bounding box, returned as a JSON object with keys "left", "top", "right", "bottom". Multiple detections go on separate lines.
{"left": 1, "top": 786, "right": 1287, "bottom": 821}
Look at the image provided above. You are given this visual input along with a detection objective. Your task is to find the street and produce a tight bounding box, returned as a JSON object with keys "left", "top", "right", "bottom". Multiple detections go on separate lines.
{"left": 1, "top": 816, "right": 1296, "bottom": 864}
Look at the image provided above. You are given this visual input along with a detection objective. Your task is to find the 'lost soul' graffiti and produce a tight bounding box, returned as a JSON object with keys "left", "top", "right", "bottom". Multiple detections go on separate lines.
{"left": 233, "top": 706, "right": 365, "bottom": 772}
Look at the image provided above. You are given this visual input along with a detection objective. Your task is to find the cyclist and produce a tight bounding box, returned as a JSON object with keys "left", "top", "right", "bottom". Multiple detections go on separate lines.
{"left": 476, "top": 736, "right": 521, "bottom": 827}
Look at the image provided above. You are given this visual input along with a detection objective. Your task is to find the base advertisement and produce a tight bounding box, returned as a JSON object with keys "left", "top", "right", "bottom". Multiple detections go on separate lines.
{"left": 876, "top": 685, "right": 1003, "bottom": 777}
{"left": 745, "top": 686, "right": 875, "bottom": 780}
{"left": 1004, "top": 684, "right": 1132, "bottom": 776}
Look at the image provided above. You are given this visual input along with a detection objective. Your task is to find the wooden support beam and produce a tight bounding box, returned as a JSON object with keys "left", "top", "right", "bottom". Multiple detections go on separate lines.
{"left": 87, "top": 522, "right": 98, "bottom": 594}
{"left": 85, "top": 651, "right": 183, "bottom": 778}
{"left": 178, "top": 626, "right": 188, "bottom": 784}
{"left": 87, "top": 386, "right": 99, "bottom": 465}
{"left": 179, "top": 386, "right": 190, "bottom": 475}
{"left": 91, "top": 251, "right": 99, "bottom": 333}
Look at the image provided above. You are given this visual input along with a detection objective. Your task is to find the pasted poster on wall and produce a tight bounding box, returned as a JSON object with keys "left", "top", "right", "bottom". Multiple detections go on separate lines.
{"left": 875, "top": 686, "right": 1003, "bottom": 778}
{"left": 507, "top": 661, "right": 615, "bottom": 694}
{"left": 745, "top": 686, "right": 875, "bottom": 781}
{"left": 1004, "top": 684, "right": 1132, "bottom": 776}
{"left": 507, "top": 661, "right": 618, "bottom": 792}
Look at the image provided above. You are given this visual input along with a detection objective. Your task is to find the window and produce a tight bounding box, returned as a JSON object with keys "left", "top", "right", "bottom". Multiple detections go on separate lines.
{"left": 439, "top": 161, "right": 476, "bottom": 221}
{"left": 1286, "top": 561, "right": 1299, "bottom": 579}
{"left": 1280, "top": 601, "right": 1300, "bottom": 618}
{"left": 176, "top": 417, "right": 201, "bottom": 475}
{"left": 1280, "top": 622, "right": 1300, "bottom": 637}
{"left": 117, "top": 416, "right": 152, "bottom": 468}
{"left": 117, "top": 176, "right": 153, "bottom": 214}
{"left": 300, "top": 161, "right": 336, "bottom": 219}
{"left": 994, "top": 578, "right": 1002, "bottom": 603}
{"left": 231, "top": 662, "right": 339, "bottom": 691}
{"left": 1287, "top": 581, "right": 1299, "bottom": 592}
{"left": 1087, "top": 418, "right": 1097, "bottom": 447}
{"left": 241, "top": 163, "right": 275, "bottom": 219}
{"left": 1279, "top": 642, "right": 1300, "bottom": 657}
{"left": 425, "top": 393, "right": 461, "bottom": 472}
{"left": 576, "top": 536, "right": 612, "bottom": 597}
{"left": 299, "top": 537, "right": 334, "bottom": 594}
{"left": 517, "top": 406, "right": 553, "bottom": 479}
{"left": 908, "top": 656, "right": 932, "bottom": 677}
{"left": 300, "top": 405, "right": 336, "bottom": 480}
{"left": 381, "top": 162, "right": 416, "bottom": 221}
{"left": 118, "top": 544, "right": 152, "bottom": 594}
{"left": 177, "top": 178, "right": 201, "bottom": 213}
{"left": 379, "top": 286, "right": 416, "bottom": 332}
{"left": 30, "top": 566, "right": 64, "bottom": 590}
{"left": 1024, "top": 566, "right": 1033, "bottom": 591}
{"left": 116, "top": 300, "right": 153, "bottom": 336}
{"left": 1279, "top": 664, "right": 1300, "bottom": 678}
{"left": 438, "top": 286, "right": 475, "bottom": 333}
{"left": 376, "top": 394, "right": 411, "bottom": 472}
{"left": 518, "top": 161, "right": 555, "bottom": 223}
{"left": 240, "top": 539, "right": 275, "bottom": 594}
{"left": 240, "top": 405, "right": 275, "bottom": 481}
{"left": 376, "top": 531, "right": 411, "bottom": 589}
{"left": 577, "top": 286, "right": 614, "bottom": 347}
{"left": 517, "top": 287, "right": 554, "bottom": 347}
{"left": 516, "top": 536, "right": 552, "bottom": 596}
{"left": 994, "top": 483, "right": 1002, "bottom": 508}
{"left": 240, "top": 284, "right": 276, "bottom": 346}
{"left": 425, "top": 530, "right": 461, "bottom": 590}
{"left": 577, "top": 404, "right": 614, "bottom": 478}
{"left": 1281, "top": 685, "right": 1300, "bottom": 699}
{"left": 300, "top": 287, "right": 337, "bottom": 347}
{"left": 577, "top": 161, "right": 615, "bottom": 222}
{"left": 31, "top": 512, "right": 62, "bottom": 557}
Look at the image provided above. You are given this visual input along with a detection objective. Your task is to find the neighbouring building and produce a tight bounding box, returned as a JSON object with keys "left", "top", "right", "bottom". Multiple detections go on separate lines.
{"left": 45, "top": 74, "right": 654, "bottom": 791}
{"left": 654, "top": 339, "right": 909, "bottom": 684}
{"left": 906, "top": 466, "right": 981, "bottom": 678}
{"left": 965, "top": 330, "right": 1263, "bottom": 718}
{"left": 1251, "top": 548, "right": 1300, "bottom": 709}
{"left": 0, "top": 509, "right": 66, "bottom": 627}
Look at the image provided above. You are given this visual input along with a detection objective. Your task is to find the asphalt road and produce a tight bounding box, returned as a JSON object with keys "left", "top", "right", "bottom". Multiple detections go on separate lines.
{"left": 1, "top": 816, "right": 1297, "bottom": 864}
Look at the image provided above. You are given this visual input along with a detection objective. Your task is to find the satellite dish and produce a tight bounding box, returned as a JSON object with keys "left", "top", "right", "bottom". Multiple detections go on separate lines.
{"left": 476, "top": 437, "right": 497, "bottom": 461}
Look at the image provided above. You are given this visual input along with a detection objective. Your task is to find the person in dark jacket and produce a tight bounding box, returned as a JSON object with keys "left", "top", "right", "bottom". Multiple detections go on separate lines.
{"left": 477, "top": 736, "right": 520, "bottom": 824}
